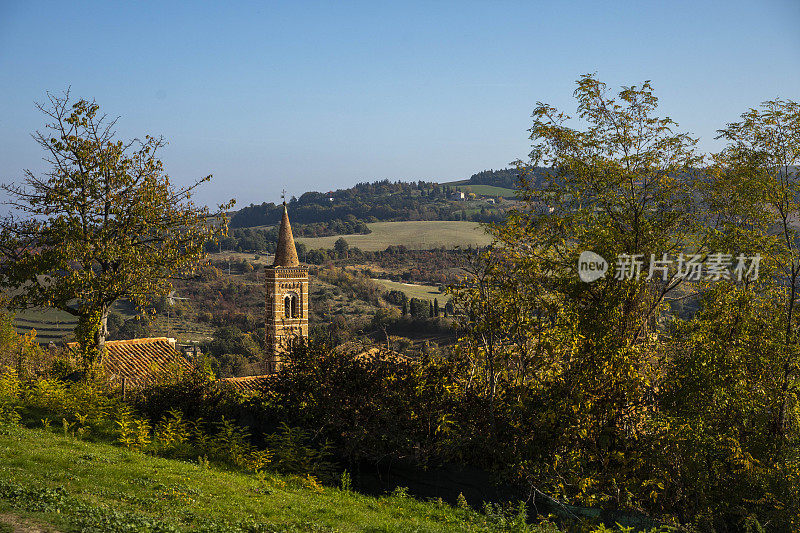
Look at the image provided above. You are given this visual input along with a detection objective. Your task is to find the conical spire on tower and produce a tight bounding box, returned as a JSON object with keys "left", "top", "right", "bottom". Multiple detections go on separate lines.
{"left": 273, "top": 202, "right": 300, "bottom": 267}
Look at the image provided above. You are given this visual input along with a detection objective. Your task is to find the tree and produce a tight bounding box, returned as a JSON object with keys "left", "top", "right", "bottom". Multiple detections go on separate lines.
{"left": 0, "top": 305, "right": 45, "bottom": 379}
{"left": 334, "top": 237, "right": 349, "bottom": 259}
{"left": 716, "top": 98, "right": 800, "bottom": 438}
{"left": 409, "top": 298, "right": 429, "bottom": 318}
{"left": 452, "top": 74, "right": 709, "bottom": 509}
{"left": 0, "top": 92, "right": 232, "bottom": 369}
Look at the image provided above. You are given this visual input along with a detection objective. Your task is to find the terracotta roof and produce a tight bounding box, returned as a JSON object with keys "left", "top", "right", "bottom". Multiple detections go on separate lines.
{"left": 273, "top": 203, "right": 300, "bottom": 267}
{"left": 217, "top": 375, "right": 270, "bottom": 394}
{"left": 67, "top": 337, "right": 193, "bottom": 388}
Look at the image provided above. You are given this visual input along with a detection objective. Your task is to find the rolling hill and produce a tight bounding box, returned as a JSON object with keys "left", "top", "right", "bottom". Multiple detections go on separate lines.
{"left": 296, "top": 221, "right": 493, "bottom": 252}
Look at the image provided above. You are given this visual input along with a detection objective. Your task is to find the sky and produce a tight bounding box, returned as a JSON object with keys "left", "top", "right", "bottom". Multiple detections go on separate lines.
{"left": 1, "top": 0, "right": 798, "bottom": 210}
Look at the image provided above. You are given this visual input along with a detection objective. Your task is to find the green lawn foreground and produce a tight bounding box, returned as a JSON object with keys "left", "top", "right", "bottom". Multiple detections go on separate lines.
{"left": 0, "top": 426, "right": 554, "bottom": 533}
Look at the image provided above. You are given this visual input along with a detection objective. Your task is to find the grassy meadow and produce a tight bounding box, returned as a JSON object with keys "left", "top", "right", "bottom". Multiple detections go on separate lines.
{"left": 7, "top": 300, "right": 138, "bottom": 346}
{"left": 452, "top": 184, "right": 516, "bottom": 198}
{"left": 371, "top": 279, "right": 450, "bottom": 303}
{"left": 0, "top": 426, "right": 552, "bottom": 532}
{"left": 441, "top": 180, "right": 517, "bottom": 199}
{"left": 296, "top": 221, "right": 493, "bottom": 252}
{"left": 11, "top": 308, "right": 77, "bottom": 345}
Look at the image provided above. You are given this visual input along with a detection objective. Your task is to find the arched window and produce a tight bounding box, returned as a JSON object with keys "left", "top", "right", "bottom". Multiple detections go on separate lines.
{"left": 284, "top": 292, "right": 300, "bottom": 319}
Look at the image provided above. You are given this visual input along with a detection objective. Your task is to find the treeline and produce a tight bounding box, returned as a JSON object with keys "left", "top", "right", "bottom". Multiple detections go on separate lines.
{"left": 467, "top": 167, "right": 551, "bottom": 189}
{"left": 207, "top": 218, "right": 369, "bottom": 254}
{"left": 229, "top": 180, "right": 506, "bottom": 229}
{"left": 293, "top": 218, "right": 370, "bottom": 237}
{"left": 382, "top": 290, "right": 452, "bottom": 318}
{"left": 467, "top": 168, "right": 521, "bottom": 189}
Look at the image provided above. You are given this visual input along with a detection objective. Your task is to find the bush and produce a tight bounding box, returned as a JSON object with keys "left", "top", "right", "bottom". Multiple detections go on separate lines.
{"left": 0, "top": 367, "right": 21, "bottom": 426}
{"left": 266, "top": 340, "right": 459, "bottom": 465}
{"left": 266, "top": 423, "right": 335, "bottom": 482}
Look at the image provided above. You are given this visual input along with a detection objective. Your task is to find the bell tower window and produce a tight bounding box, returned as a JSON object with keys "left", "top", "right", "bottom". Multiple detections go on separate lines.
{"left": 284, "top": 292, "right": 300, "bottom": 318}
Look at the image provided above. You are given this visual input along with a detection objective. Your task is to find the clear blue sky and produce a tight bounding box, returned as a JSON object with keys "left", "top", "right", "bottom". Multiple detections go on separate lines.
{"left": 1, "top": 1, "right": 798, "bottom": 209}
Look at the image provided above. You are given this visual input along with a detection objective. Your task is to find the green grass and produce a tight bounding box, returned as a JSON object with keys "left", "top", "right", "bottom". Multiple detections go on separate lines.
{"left": 7, "top": 300, "right": 137, "bottom": 345}
{"left": 452, "top": 184, "right": 516, "bottom": 198}
{"left": 372, "top": 279, "right": 450, "bottom": 303}
{"left": 440, "top": 181, "right": 517, "bottom": 198}
{"left": 296, "top": 221, "right": 493, "bottom": 252}
{"left": 11, "top": 307, "right": 78, "bottom": 345}
{"left": 0, "top": 426, "right": 548, "bottom": 532}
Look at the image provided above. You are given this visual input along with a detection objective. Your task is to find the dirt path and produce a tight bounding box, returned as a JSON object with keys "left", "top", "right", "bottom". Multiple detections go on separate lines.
{"left": 0, "top": 514, "right": 60, "bottom": 533}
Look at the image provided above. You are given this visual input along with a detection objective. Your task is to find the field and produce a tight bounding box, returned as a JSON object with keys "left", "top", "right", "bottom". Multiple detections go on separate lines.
{"left": 212, "top": 251, "right": 274, "bottom": 265}
{"left": 11, "top": 308, "right": 77, "bottom": 345}
{"left": 8, "top": 300, "right": 137, "bottom": 345}
{"left": 441, "top": 180, "right": 517, "bottom": 198}
{"left": 5, "top": 221, "right": 491, "bottom": 344}
{"left": 296, "top": 221, "right": 493, "bottom": 252}
{"left": 0, "top": 426, "right": 546, "bottom": 532}
{"left": 453, "top": 184, "right": 516, "bottom": 198}
{"left": 372, "top": 278, "right": 450, "bottom": 303}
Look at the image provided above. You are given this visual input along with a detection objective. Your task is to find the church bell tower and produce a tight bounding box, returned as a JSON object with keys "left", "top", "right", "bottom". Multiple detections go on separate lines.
{"left": 265, "top": 201, "right": 308, "bottom": 371}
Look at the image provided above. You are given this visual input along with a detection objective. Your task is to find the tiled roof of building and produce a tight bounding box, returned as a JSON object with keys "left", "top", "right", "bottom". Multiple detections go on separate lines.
{"left": 217, "top": 375, "right": 270, "bottom": 394}
{"left": 273, "top": 203, "right": 300, "bottom": 267}
{"left": 67, "top": 337, "right": 193, "bottom": 388}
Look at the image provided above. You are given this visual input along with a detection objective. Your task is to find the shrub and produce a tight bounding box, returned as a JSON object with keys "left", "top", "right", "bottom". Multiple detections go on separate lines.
{"left": 25, "top": 378, "right": 117, "bottom": 424}
{"left": 0, "top": 367, "right": 21, "bottom": 426}
{"left": 265, "top": 423, "right": 335, "bottom": 482}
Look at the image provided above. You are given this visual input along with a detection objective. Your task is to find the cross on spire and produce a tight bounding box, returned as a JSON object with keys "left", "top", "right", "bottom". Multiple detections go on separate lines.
{"left": 281, "top": 189, "right": 286, "bottom": 204}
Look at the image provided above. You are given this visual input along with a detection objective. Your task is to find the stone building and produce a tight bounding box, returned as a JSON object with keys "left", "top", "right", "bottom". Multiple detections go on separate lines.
{"left": 264, "top": 202, "right": 308, "bottom": 371}
{"left": 66, "top": 337, "right": 192, "bottom": 390}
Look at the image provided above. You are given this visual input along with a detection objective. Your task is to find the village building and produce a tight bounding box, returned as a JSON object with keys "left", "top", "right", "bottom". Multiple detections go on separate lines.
{"left": 263, "top": 201, "right": 309, "bottom": 371}
{"left": 67, "top": 337, "right": 193, "bottom": 390}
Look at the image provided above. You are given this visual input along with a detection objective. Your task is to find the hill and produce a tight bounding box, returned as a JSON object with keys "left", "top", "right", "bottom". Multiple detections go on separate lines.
{"left": 228, "top": 180, "right": 509, "bottom": 230}
{"left": 464, "top": 169, "right": 521, "bottom": 189}
{"left": 296, "top": 221, "right": 493, "bottom": 252}
{"left": 450, "top": 184, "right": 516, "bottom": 198}
{"left": 451, "top": 168, "right": 554, "bottom": 192}
{"left": 0, "top": 426, "right": 550, "bottom": 532}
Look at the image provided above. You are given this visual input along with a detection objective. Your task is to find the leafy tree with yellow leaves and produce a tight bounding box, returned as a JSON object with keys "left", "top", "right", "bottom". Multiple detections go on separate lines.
{"left": 452, "top": 73, "right": 710, "bottom": 510}
{"left": 451, "top": 77, "right": 800, "bottom": 529}
{"left": 0, "top": 91, "right": 232, "bottom": 370}
{"left": 715, "top": 99, "right": 800, "bottom": 438}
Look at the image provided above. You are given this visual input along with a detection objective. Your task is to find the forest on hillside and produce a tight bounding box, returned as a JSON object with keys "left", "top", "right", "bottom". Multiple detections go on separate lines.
{"left": 229, "top": 179, "right": 509, "bottom": 229}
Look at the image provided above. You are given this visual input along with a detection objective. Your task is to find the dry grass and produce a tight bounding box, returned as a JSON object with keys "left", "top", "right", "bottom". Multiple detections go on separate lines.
{"left": 297, "top": 221, "right": 493, "bottom": 252}
{"left": 372, "top": 279, "right": 450, "bottom": 303}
